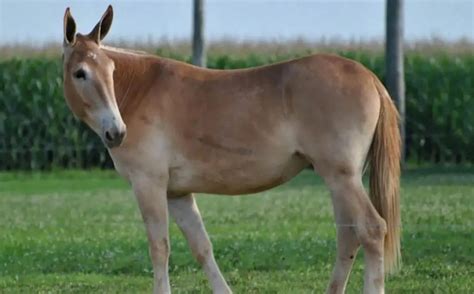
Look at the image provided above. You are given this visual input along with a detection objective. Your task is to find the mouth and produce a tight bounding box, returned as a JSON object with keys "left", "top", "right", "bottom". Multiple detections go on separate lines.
{"left": 104, "top": 139, "right": 123, "bottom": 148}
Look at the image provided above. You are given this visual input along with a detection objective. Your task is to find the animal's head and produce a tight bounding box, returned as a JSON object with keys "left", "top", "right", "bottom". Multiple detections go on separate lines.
{"left": 62, "top": 5, "right": 126, "bottom": 148}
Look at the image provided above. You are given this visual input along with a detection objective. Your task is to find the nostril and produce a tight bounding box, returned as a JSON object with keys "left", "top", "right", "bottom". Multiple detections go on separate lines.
{"left": 105, "top": 131, "right": 113, "bottom": 141}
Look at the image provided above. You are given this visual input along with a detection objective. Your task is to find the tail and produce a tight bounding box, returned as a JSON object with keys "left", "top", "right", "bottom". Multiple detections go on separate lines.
{"left": 369, "top": 76, "right": 402, "bottom": 274}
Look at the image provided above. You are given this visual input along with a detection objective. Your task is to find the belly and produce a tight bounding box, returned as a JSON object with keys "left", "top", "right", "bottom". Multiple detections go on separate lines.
{"left": 167, "top": 151, "right": 309, "bottom": 195}
{"left": 166, "top": 113, "right": 308, "bottom": 195}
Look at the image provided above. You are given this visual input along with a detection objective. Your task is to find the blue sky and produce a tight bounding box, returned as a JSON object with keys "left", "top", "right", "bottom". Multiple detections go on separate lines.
{"left": 0, "top": 0, "right": 472, "bottom": 45}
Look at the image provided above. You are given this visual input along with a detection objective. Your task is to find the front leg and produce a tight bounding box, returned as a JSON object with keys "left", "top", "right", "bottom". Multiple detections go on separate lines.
{"left": 132, "top": 174, "right": 170, "bottom": 294}
{"left": 169, "top": 194, "right": 232, "bottom": 293}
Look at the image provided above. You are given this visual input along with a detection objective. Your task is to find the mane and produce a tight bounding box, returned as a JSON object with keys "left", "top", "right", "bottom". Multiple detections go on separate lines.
{"left": 100, "top": 45, "right": 153, "bottom": 57}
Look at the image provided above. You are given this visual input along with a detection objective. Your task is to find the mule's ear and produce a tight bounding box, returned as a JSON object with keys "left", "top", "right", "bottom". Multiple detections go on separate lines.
{"left": 88, "top": 5, "right": 113, "bottom": 44}
{"left": 63, "top": 7, "right": 76, "bottom": 45}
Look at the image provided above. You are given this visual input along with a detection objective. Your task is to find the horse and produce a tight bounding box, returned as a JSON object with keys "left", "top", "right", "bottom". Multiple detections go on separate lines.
{"left": 62, "top": 6, "right": 400, "bottom": 294}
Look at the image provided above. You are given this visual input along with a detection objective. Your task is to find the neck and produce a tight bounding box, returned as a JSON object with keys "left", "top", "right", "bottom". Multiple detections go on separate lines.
{"left": 103, "top": 47, "right": 160, "bottom": 120}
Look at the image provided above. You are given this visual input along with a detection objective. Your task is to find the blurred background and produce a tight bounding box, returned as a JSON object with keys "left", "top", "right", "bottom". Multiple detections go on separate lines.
{"left": 0, "top": 0, "right": 473, "bottom": 169}
{"left": 0, "top": 1, "right": 473, "bottom": 293}
{"left": 1, "top": 0, "right": 473, "bottom": 42}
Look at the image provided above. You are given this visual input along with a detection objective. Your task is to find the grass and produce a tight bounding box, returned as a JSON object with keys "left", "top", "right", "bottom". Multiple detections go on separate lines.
{"left": 0, "top": 168, "right": 473, "bottom": 293}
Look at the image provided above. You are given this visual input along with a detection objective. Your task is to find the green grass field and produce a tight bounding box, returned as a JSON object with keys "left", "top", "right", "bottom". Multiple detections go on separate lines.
{"left": 1, "top": 168, "right": 473, "bottom": 293}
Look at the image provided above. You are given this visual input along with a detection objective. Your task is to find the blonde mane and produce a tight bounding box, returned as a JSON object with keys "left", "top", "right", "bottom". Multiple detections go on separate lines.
{"left": 100, "top": 44, "right": 151, "bottom": 57}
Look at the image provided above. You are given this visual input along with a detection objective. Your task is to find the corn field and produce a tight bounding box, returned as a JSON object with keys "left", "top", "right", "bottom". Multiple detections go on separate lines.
{"left": 1, "top": 51, "right": 473, "bottom": 169}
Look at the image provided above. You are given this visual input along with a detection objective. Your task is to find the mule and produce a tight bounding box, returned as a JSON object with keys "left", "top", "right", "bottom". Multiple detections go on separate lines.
{"left": 62, "top": 6, "right": 401, "bottom": 294}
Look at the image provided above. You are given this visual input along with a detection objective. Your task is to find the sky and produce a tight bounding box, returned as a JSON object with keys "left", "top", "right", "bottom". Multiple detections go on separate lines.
{"left": 0, "top": 0, "right": 472, "bottom": 45}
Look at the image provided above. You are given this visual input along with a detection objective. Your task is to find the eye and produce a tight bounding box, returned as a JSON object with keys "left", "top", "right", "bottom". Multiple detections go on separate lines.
{"left": 74, "top": 69, "right": 87, "bottom": 80}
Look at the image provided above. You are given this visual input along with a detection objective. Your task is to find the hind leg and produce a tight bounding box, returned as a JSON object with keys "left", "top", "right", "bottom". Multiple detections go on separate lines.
{"left": 327, "top": 218, "right": 360, "bottom": 293}
{"left": 323, "top": 171, "right": 386, "bottom": 294}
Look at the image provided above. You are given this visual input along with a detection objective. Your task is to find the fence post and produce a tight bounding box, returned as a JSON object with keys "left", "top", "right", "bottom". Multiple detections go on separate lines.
{"left": 386, "top": 0, "right": 406, "bottom": 162}
{"left": 192, "top": 0, "right": 206, "bottom": 67}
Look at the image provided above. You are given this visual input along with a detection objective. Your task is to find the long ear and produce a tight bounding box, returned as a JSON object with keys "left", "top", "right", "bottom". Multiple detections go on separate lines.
{"left": 63, "top": 7, "right": 76, "bottom": 45}
{"left": 88, "top": 5, "right": 114, "bottom": 44}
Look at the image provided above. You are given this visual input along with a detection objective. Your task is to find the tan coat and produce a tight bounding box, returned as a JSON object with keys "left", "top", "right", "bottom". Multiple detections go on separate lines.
{"left": 63, "top": 6, "right": 400, "bottom": 294}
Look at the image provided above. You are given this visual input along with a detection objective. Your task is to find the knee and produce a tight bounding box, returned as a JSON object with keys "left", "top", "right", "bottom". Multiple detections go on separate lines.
{"left": 357, "top": 217, "right": 386, "bottom": 252}
{"left": 150, "top": 238, "right": 170, "bottom": 263}
{"left": 193, "top": 242, "right": 212, "bottom": 265}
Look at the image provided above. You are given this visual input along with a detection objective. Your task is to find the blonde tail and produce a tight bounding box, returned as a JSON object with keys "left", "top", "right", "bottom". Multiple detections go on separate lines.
{"left": 369, "top": 77, "right": 402, "bottom": 274}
